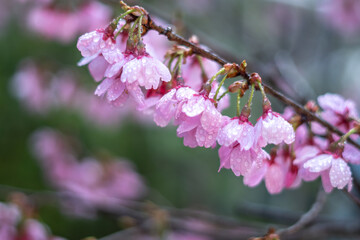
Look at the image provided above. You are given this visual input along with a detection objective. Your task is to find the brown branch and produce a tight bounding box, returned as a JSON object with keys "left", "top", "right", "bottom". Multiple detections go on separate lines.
{"left": 343, "top": 190, "right": 360, "bottom": 208}
{"left": 141, "top": 13, "right": 360, "bottom": 150}
{"left": 277, "top": 187, "right": 327, "bottom": 236}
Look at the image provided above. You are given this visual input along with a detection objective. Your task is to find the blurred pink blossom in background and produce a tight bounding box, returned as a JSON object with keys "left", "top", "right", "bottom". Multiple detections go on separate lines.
{"left": 31, "top": 128, "right": 146, "bottom": 217}
{"left": 27, "top": 1, "right": 112, "bottom": 43}
{"left": 319, "top": 0, "right": 360, "bottom": 35}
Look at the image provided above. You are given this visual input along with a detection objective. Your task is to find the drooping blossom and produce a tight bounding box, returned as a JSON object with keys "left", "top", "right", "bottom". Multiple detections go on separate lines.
{"left": 303, "top": 153, "right": 352, "bottom": 192}
{"left": 278, "top": 93, "right": 360, "bottom": 193}
{"left": 217, "top": 117, "right": 255, "bottom": 150}
{"left": 154, "top": 86, "right": 228, "bottom": 148}
{"left": 255, "top": 109, "right": 295, "bottom": 148}
{"left": 317, "top": 93, "right": 358, "bottom": 133}
{"left": 77, "top": 19, "right": 171, "bottom": 108}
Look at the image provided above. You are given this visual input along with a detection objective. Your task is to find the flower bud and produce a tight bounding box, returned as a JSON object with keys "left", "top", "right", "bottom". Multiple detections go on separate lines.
{"left": 249, "top": 72, "right": 261, "bottom": 84}
{"left": 228, "top": 80, "right": 248, "bottom": 93}
{"left": 305, "top": 100, "right": 319, "bottom": 113}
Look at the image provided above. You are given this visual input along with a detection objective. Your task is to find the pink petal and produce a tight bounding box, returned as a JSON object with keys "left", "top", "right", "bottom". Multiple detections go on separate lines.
{"left": 195, "top": 125, "right": 217, "bottom": 148}
{"left": 321, "top": 171, "right": 333, "bottom": 193}
{"left": 107, "top": 80, "right": 125, "bottom": 101}
{"left": 200, "top": 103, "right": 224, "bottom": 133}
{"left": 102, "top": 48, "right": 124, "bottom": 64}
{"left": 329, "top": 158, "right": 351, "bottom": 189}
{"left": 154, "top": 89, "right": 177, "bottom": 127}
{"left": 293, "top": 146, "right": 321, "bottom": 165}
{"left": 237, "top": 122, "right": 255, "bottom": 151}
{"left": 179, "top": 129, "right": 198, "bottom": 148}
{"left": 255, "top": 111, "right": 295, "bottom": 147}
{"left": 127, "top": 83, "right": 145, "bottom": 107}
{"left": 105, "top": 58, "right": 127, "bottom": 78}
{"left": 88, "top": 56, "right": 108, "bottom": 81}
{"left": 343, "top": 143, "right": 360, "bottom": 164}
{"left": 176, "top": 87, "right": 196, "bottom": 101}
{"left": 217, "top": 119, "right": 243, "bottom": 146}
{"left": 218, "top": 145, "right": 232, "bottom": 170}
{"left": 229, "top": 147, "right": 252, "bottom": 176}
{"left": 229, "top": 146, "right": 243, "bottom": 176}
{"left": 77, "top": 31, "right": 101, "bottom": 57}
{"left": 182, "top": 96, "right": 206, "bottom": 117}
{"left": 177, "top": 116, "right": 200, "bottom": 134}
{"left": 95, "top": 78, "right": 114, "bottom": 96}
{"left": 303, "top": 154, "right": 333, "bottom": 173}
{"left": 265, "top": 164, "right": 285, "bottom": 194}
{"left": 244, "top": 161, "right": 268, "bottom": 187}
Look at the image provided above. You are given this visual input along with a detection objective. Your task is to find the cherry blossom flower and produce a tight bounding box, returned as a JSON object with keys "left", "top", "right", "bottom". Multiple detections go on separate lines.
{"left": 11, "top": 60, "right": 51, "bottom": 113}
{"left": 217, "top": 117, "right": 255, "bottom": 150}
{"left": 177, "top": 94, "right": 227, "bottom": 148}
{"left": 154, "top": 86, "right": 196, "bottom": 127}
{"left": 318, "top": 93, "right": 358, "bottom": 133}
{"left": 27, "top": 1, "right": 112, "bottom": 43}
{"left": 255, "top": 110, "right": 295, "bottom": 148}
{"left": 242, "top": 149, "right": 298, "bottom": 194}
{"left": 219, "top": 144, "right": 269, "bottom": 181}
{"left": 303, "top": 153, "right": 352, "bottom": 192}
{"left": 154, "top": 86, "right": 227, "bottom": 148}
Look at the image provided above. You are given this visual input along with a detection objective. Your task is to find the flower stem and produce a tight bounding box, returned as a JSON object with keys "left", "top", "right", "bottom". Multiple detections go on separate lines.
{"left": 208, "top": 68, "right": 225, "bottom": 85}
{"left": 129, "top": 17, "right": 140, "bottom": 41}
{"left": 340, "top": 127, "right": 358, "bottom": 144}
{"left": 237, "top": 90, "right": 241, "bottom": 116}
{"left": 175, "top": 54, "right": 184, "bottom": 76}
{"left": 114, "top": 9, "right": 135, "bottom": 26}
{"left": 138, "top": 15, "right": 143, "bottom": 40}
{"left": 257, "top": 82, "right": 266, "bottom": 100}
{"left": 213, "top": 74, "right": 228, "bottom": 101}
{"left": 217, "top": 90, "right": 229, "bottom": 102}
{"left": 247, "top": 83, "right": 255, "bottom": 107}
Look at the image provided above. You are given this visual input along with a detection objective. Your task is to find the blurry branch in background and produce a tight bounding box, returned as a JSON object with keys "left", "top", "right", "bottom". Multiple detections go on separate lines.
{"left": 343, "top": 190, "right": 360, "bottom": 208}
{"left": 0, "top": 184, "right": 359, "bottom": 239}
{"left": 277, "top": 187, "right": 327, "bottom": 237}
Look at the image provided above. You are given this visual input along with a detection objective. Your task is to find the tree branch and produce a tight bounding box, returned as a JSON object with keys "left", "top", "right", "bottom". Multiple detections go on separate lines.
{"left": 277, "top": 187, "right": 327, "bottom": 236}
{"left": 141, "top": 13, "right": 360, "bottom": 150}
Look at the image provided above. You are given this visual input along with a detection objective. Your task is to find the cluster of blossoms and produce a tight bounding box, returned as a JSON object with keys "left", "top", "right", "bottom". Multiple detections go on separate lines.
{"left": 276, "top": 94, "right": 360, "bottom": 193}
{"left": 32, "top": 128, "right": 146, "bottom": 217}
{"left": 77, "top": 2, "right": 360, "bottom": 194}
{"left": 77, "top": 6, "right": 172, "bottom": 110}
{"left": 25, "top": 0, "right": 112, "bottom": 43}
{"left": 0, "top": 198, "right": 65, "bottom": 240}
{"left": 11, "top": 60, "right": 133, "bottom": 126}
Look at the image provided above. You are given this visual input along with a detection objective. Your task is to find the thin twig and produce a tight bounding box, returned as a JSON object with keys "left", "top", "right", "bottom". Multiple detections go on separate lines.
{"left": 277, "top": 187, "right": 327, "bottom": 236}
{"left": 343, "top": 190, "right": 360, "bottom": 208}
